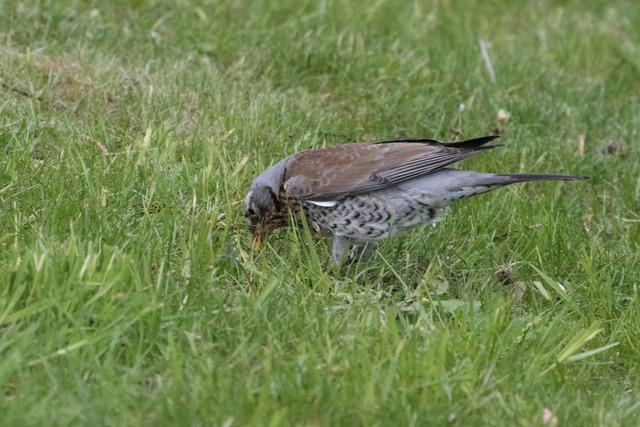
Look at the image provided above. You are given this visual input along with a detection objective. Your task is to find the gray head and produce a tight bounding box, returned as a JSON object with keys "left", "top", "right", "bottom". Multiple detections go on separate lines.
{"left": 244, "top": 157, "right": 291, "bottom": 249}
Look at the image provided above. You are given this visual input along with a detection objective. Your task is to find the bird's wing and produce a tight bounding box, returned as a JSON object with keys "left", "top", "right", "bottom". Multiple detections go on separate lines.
{"left": 284, "top": 136, "right": 501, "bottom": 202}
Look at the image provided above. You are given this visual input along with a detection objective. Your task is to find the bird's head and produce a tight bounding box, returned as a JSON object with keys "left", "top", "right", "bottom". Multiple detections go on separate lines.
{"left": 244, "top": 160, "right": 290, "bottom": 250}
{"left": 244, "top": 186, "right": 284, "bottom": 250}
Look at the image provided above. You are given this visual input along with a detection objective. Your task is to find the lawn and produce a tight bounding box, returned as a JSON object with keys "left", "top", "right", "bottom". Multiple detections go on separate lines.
{"left": 1, "top": 0, "right": 639, "bottom": 425}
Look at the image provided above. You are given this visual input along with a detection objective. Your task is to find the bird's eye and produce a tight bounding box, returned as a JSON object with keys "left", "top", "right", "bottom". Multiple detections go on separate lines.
{"left": 246, "top": 207, "right": 256, "bottom": 217}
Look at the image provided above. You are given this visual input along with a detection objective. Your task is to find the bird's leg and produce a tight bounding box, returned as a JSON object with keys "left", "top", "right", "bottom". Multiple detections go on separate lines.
{"left": 353, "top": 241, "right": 375, "bottom": 262}
{"left": 332, "top": 235, "right": 351, "bottom": 265}
{"left": 332, "top": 235, "right": 375, "bottom": 264}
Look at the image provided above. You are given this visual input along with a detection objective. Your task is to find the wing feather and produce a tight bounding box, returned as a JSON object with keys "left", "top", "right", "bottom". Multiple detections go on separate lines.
{"left": 284, "top": 136, "right": 501, "bottom": 202}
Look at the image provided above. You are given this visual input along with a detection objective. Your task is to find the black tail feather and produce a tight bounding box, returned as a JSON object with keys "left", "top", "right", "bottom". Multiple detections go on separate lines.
{"left": 441, "top": 135, "right": 501, "bottom": 148}
{"left": 375, "top": 135, "right": 501, "bottom": 147}
{"left": 497, "top": 173, "right": 588, "bottom": 184}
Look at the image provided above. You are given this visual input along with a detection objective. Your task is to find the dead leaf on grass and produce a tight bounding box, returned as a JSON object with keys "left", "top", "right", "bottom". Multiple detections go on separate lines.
{"left": 605, "top": 139, "right": 626, "bottom": 159}
{"left": 496, "top": 266, "right": 514, "bottom": 285}
{"left": 512, "top": 281, "right": 526, "bottom": 302}
{"left": 496, "top": 109, "right": 510, "bottom": 122}
{"left": 42, "top": 57, "right": 61, "bottom": 69}
{"left": 543, "top": 408, "right": 558, "bottom": 426}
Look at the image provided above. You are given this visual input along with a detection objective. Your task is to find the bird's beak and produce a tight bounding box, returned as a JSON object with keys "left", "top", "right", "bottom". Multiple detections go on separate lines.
{"left": 251, "top": 224, "right": 265, "bottom": 251}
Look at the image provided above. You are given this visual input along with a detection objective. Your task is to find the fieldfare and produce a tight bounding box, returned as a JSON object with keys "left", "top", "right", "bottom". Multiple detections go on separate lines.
{"left": 244, "top": 136, "right": 586, "bottom": 264}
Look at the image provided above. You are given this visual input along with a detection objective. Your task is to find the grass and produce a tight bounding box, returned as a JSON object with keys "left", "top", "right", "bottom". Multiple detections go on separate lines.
{"left": 1, "top": 0, "right": 640, "bottom": 424}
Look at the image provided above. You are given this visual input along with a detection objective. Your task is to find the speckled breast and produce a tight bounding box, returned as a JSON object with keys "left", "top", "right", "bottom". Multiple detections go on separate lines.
{"left": 286, "top": 193, "right": 438, "bottom": 241}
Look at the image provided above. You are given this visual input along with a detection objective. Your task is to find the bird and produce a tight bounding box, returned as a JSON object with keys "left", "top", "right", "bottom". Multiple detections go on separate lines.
{"left": 244, "top": 135, "right": 587, "bottom": 264}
